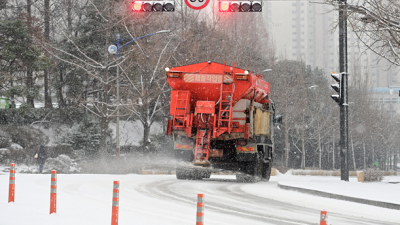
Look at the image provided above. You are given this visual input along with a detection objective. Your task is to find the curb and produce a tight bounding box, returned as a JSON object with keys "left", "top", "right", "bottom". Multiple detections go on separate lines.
{"left": 278, "top": 183, "right": 400, "bottom": 210}
{"left": 142, "top": 170, "right": 175, "bottom": 175}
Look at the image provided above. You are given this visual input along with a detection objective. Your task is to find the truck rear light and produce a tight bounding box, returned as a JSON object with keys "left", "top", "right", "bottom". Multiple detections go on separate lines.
{"left": 236, "top": 75, "right": 248, "bottom": 80}
{"left": 168, "top": 72, "right": 180, "bottom": 78}
{"left": 235, "top": 140, "right": 247, "bottom": 146}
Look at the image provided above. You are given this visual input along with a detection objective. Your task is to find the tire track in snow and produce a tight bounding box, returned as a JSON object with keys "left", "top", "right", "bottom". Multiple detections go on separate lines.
{"left": 217, "top": 180, "right": 398, "bottom": 225}
{"left": 134, "top": 179, "right": 313, "bottom": 225}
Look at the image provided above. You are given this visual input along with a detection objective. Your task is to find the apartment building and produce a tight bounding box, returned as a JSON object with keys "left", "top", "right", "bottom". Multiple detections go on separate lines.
{"left": 263, "top": 1, "right": 399, "bottom": 89}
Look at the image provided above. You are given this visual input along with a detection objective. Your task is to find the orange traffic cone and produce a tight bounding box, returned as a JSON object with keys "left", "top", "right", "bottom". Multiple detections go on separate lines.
{"left": 111, "top": 181, "right": 120, "bottom": 225}
{"left": 50, "top": 170, "right": 57, "bottom": 214}
{"left": 8, "top": 163, "right": 15, "bottom": 203}
{"left": 196, "top": 194, "right": 204, "bottom": 225}
{"left": 320, "top": 210, "right": 328, "bottom": 225}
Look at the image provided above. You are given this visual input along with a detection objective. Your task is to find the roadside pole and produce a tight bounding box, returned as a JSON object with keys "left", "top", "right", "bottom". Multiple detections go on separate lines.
{"left": 339, "top": 0, "right": 349, "bottom": 181}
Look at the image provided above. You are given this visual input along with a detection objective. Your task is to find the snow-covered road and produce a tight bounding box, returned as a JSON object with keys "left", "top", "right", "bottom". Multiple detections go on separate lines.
{"left": 1, "top": 174, "right": 399, "bottom": 225}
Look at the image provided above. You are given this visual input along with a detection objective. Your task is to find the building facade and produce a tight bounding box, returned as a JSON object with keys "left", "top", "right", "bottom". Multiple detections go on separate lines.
{"left": 263, "top": 1, "right": 399, "bottom": 89}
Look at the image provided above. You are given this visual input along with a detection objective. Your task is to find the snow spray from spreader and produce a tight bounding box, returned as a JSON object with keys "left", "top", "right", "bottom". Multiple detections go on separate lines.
{"left": 8, "top": 163, "right": 15, "bottom": 203}
{"left": 50, "top": 170, "right": 57, "bottom": 214}
{"left": 196, "top": 193, "right": 204, "bottom": 225}
{"left": 111, "top": 181, "right": 120, "bottom": 225}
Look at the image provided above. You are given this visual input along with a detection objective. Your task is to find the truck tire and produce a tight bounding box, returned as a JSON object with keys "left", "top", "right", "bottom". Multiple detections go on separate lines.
{"left": 236, "top": 154, "right": 262, "bottom": 182}
{"left": 262, "top": 162, "right": 271, "bottom": 181}
{"left": 201, "top": 171, "right": 211, "bottom": 179}
{"left": 176, "top": 167, "right": 211, "bottom": 180}
{"left": 176, "top": 166, "right": 189, "bottom": 180}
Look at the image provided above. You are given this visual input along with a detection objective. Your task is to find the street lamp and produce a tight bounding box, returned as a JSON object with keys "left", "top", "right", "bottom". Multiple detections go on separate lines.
{"left": 108, "top": 30, "right": 171, "bottom": 158}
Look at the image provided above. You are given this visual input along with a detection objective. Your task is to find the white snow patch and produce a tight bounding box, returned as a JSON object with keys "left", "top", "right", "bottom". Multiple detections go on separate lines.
{"left": 10, "top": 143, "right": 23, "bottom": 150}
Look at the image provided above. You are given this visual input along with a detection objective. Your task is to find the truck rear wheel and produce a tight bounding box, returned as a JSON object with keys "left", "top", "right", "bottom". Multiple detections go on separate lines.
{"left": 176, "top": 166, "right": 189, "bottom": 180}
{"left": 262, "top": 162, "right": 271, "bottom": 181}
{"left": 176, "top": 166, "right": 211, "bottom": 180}
{"left": 236, "top": 154, "right": 262, "bottom": 182}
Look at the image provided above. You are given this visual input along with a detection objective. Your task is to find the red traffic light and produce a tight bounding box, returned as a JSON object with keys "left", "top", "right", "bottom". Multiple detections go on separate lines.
{"left": 219, "top": 1, "right": 229, "bottom": 11}
{"left": 219, "top": 1, "right": 262, "bottom": 12}
{"left": 132, "top": 1, "right": 143, "bottom": 11}
{"left": 132, "top": 1, "right": 175, "bottom": 12}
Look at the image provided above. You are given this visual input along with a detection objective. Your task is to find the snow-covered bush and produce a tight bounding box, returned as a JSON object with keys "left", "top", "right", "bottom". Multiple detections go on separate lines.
{"left": 363, "top": 168, "right": 384, "bottom": 182}
{"left": 58, "top": 118, "right": 114, "bottom": 157}
{"left": 0, "top": 129, "right": 11, "bottom": 148}
{"left": 0, "top": 147, "right": 37, "bottom": 165}
{"left": 45, "top": 154, "right": 77, "bottom": 173}
{"left": 0, "top": 125, "right": 49, "bottom": 148}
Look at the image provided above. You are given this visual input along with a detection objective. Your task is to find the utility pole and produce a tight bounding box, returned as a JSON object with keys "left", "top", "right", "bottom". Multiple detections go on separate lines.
{"left": 339, "top": 0, "right": 349, "bottom": 181}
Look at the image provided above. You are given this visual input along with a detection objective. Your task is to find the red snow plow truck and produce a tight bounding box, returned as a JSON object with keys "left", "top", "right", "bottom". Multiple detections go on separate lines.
{"left": 165, "top": 62, "right": 282, "bottom": 181}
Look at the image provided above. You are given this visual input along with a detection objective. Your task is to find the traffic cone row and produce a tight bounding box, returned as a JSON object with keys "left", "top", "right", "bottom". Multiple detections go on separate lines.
{"left": 6, "top": 163, "right": 328, "bottom": 225}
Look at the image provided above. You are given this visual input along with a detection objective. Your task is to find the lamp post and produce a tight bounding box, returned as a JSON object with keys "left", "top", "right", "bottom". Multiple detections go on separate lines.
{"left": 108, "top": 30, "right": 170, "bottom": 158}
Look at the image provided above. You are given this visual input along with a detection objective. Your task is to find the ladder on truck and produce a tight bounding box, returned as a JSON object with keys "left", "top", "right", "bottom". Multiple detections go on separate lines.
{"left": 214, "top": 82, "right": 233, "bottom": 137}
{"left": 194, "top": 129, "right": 211, "bottom": 162}
{"left": 172, "top": 91, "right": 190, "bottom": 129}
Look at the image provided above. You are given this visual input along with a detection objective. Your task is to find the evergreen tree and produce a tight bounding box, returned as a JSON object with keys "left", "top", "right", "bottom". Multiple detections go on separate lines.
{"left": 59, "top": 117, "right": 114, "bottom": 157}
{"left": 0, "top": 19, "right": 48, "bottom": 108}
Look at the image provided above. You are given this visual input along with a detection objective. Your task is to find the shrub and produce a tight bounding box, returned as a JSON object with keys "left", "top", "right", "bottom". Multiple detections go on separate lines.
{"left": 363, "top": 168, "right": 384, "bottom": 182}
{"left": 0, "top": 125, "right": 49, "bottom": 148}
{"left": 0, "top": 129, "right": 11, "bottom": 148}
{"left": 45, "top": 154, "right": 77, "bottom": 173}
{"left": 58, "top": 118, "right": 114, "bottom": 157}
{"left": 0, "top": 147, "right": 36, "bottom": 165}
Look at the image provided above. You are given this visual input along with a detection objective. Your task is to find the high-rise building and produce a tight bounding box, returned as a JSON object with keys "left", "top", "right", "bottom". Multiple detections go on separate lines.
{"left": 263, "top": 1, "right": 399, "bottom": 88}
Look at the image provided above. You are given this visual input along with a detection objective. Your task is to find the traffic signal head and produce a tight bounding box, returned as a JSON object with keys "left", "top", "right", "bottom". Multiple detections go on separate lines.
{"left": 331, "top": 72, "right": 341, "bottom": 83}
{"left": 132, "top": 1, "right": 175, "bottom": 12}
{"left": 219, "top": 1, "right": 262, "bottom": 12}
{"left": 331, "top": 95, "right": 341, "bottom": 104}
{"left": 331, "top": 84, "right": 340, "bottom": 93}
{"left": 330, "top": 72, "right": 342, "bottom": 104}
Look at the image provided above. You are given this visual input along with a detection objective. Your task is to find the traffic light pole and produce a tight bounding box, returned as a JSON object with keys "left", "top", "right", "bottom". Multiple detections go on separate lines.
{"left": 339, "top": 0, "right": 349, "bottom": 181}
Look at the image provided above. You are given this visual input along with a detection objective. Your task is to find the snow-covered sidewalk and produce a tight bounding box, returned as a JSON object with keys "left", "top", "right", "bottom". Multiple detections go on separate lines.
{"left": 276, "top": 172, "right": 400, "bottom": 209}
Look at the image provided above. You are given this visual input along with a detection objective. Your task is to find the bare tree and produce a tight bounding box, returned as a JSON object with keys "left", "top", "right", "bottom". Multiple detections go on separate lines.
{"left": 324, "top": 0, "right": 400, "bottom": 66}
